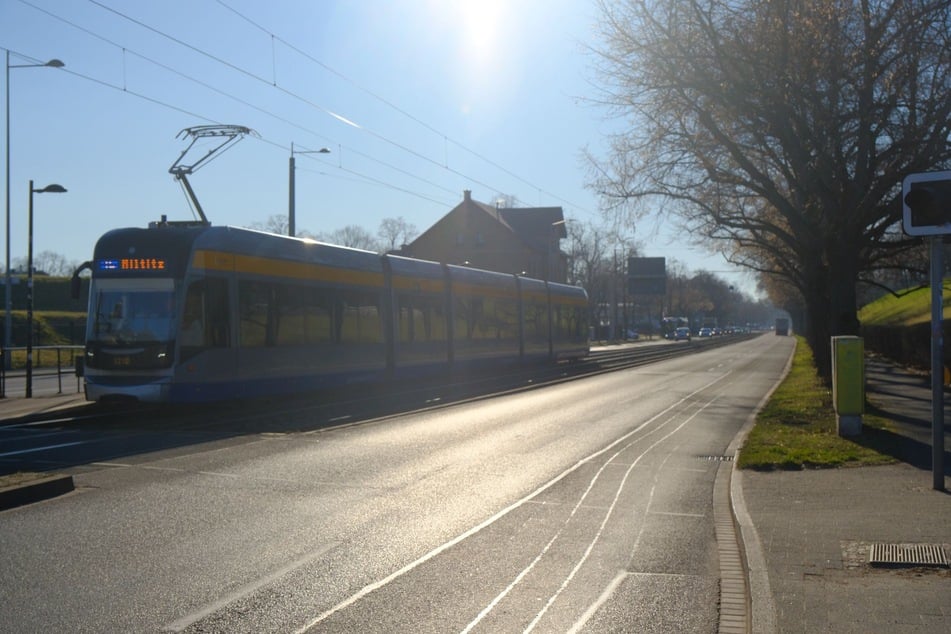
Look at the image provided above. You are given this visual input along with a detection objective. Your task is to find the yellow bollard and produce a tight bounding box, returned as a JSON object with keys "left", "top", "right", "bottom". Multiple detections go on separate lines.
{"left": 831, "top": 336, "right": 864, "bottom": 436}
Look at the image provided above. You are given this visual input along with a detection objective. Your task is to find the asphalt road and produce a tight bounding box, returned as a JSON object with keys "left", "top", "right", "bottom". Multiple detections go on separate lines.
{"left": 0, "top": 334, "right": 794, "bottom": 633}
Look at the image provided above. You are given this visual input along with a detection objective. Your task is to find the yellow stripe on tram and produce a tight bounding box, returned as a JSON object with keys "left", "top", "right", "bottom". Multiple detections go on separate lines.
{"left": 192, "top": 249, "right": 385, "bottom": 288}
{"left": 391, "top": 276, "right": 446, "bottom": 293}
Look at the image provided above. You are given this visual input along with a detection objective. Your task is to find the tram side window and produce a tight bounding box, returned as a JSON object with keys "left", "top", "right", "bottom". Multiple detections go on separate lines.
{"left": 572, "top": 305, "right": 587, "bottom": 338}
{"left": 181, "top": 277, "right": 230, "bottom": 357}
{"left": 239, "top": 280, "right": 381, "bottom": 347}
{"left": 454, "top": 295, "right": 518, "bottom": 341}
{"left": 553, "top": 304, "right": 583, "bottom": 339}
{"left": 275, "top": 284, "right": 333, "bottom": 345}
{"left": 454, "top": 295, "right": 483, "bottom": 340}
{"left": 553, "top": 305, "right": 566, "bottom": 338}
{"left": 493, "top": 298, "right": 519, "bottom": 340}
{"left": 239, "top": 281, "right": 271, "bottom": 347}
{"left": 397, "top": 294, "right": 447, "bottom": 344}
{"left": 338, "top": 289, "right": 383, "bottom": 344}
{"left": 271, "top": 284, "right": 380, "bottom": 345}
{"left": 525, "top": 301, "right": 549, "bottom": 339}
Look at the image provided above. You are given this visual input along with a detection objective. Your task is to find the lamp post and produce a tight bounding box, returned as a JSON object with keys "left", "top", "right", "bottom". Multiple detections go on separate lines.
{"left": 5, "top": 53, "right": 64, "bottom": 369}
{"left": 26, "top": 180, "right": 66, "bottom": 398}
{"left": 287, "top": 142, "right": 330, "bottom": 237}
{"left": 548, "top": 219, "right": 566, "bottom": 282}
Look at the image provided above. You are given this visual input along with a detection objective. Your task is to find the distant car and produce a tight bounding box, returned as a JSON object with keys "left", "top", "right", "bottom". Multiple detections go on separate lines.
{"left": 673, "top": 327, "right": 691, "bottom": 341}
{"left": 626, "top": 329, "right": 639, "bottom": 340}
{"left": 699, "top": 327, "right": 713, "bottom": 337}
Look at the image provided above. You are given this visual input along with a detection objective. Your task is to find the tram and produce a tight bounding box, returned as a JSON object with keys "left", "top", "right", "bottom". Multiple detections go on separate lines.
{"left": 74, "top": 219, "right": 589, "bottom": 403}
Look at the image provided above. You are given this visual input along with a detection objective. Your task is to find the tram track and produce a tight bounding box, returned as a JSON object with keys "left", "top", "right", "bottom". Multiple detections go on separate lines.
{"left": 1, "top": 334, "right": 761, "bottom": 486}
{"left": 12, "top": 334, "right": 757, "bottom": 433}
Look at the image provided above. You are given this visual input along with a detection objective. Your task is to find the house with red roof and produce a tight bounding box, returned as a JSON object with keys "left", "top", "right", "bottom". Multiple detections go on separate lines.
{"left": 398, "top": 190, "right": 567, "bottom": 282}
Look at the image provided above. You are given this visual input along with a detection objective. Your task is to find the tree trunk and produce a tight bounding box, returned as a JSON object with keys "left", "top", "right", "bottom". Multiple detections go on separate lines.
{"left": 803, "top": 246, "right": 860, "bottom": 381}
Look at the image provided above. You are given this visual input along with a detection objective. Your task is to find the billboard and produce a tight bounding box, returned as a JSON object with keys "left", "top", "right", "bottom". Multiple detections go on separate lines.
{"left": 628, "top": 257, "right": 666, "bottom": 295}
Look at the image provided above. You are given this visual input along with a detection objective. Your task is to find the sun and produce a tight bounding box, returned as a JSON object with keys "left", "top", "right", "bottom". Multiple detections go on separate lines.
{"left": 455, "top": 0, "right": 507, "bottom": 71}
{"left": 416, "top": 0, "right": 522, "bottom": 114}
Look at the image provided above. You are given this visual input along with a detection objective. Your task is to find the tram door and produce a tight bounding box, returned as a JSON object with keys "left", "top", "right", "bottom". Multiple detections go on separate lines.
{"left": 177, "top": 276, "right": 234, "bottom": 391}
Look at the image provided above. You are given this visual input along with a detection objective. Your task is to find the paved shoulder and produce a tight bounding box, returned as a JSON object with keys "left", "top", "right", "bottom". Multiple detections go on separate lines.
{"left": 742, "top": 464, "right": 951, "bottom": 633}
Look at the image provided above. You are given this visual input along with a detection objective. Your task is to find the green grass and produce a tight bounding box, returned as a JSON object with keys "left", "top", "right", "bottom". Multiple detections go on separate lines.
{"left": 737, "top": 336, "right": 897, "bottom": 470}
{"left": 858, "top": 280, "right": 951, "bottom": 326}
{"left": 4, "top": 311, "right": 85, "bottom": 369}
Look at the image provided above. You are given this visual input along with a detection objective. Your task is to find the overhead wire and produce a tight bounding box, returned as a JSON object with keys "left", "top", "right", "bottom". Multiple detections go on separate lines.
{"left": 87, "top": 0, "right": 594, "bottom": 213}
{"left": 11, "top": 0, "right": 458, "bottom": 206}
{"left": 14, "top": 0, "right": 596, "bottom": 218}
{"left": 82, "top": 0, "right": 520, "bottom": 199}
{"left": 212, "top": 0, "right": 596, "bottom": 215}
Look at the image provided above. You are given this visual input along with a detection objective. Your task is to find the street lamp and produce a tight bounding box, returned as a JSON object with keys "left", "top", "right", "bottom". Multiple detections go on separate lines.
{"left": 26, "top": 180, "right": 66, "bottom": 398}
{"left": 287, "top": 142, "right": 330, "bottom": 237}
{"left": 548, "top": 219, "right": 566, "bottom": 282}
{"left": 5, "top": 53, "right": 64, "bottom": 369}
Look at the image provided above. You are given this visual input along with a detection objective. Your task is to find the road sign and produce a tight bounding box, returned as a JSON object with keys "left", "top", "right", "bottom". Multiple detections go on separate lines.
{"left": 628, "top": 257, "right": 666, "bottom": 296}
{"left": 902, "top": 170, "right": 951, "bottom": 236}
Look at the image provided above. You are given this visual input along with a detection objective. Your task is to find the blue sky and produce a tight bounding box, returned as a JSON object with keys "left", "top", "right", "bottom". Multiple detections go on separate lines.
{"left": 2, "top": 0, "right": 759, "bottom": 295}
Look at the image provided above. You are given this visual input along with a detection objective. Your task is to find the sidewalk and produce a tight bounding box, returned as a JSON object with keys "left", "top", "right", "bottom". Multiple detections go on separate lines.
{"left": 0, "top": 391, "right": 89, "bottom": 420}
{"left": 0, "top": 390, "right": 91, "bottom": 510}
{"left": 735, "top": 357, "right": 951, "bottom": 633}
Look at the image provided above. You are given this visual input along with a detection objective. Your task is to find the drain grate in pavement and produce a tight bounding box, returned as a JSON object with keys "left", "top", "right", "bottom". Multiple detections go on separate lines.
{"left": 697, "top": 455, "right": 734, "bottom": 462}
{"left": 868, "top": 543, "right": 949, "bottom": 568}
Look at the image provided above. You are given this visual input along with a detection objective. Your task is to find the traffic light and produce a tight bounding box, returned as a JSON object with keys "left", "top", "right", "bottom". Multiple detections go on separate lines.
{"left": 902, "top": 170, "right": 951, "bottom": 236}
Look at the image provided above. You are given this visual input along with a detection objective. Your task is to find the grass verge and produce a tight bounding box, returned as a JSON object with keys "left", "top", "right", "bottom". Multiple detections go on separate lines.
{"left": 737, "top": 336, "right": 897, "bottom": 470}
{"left": 857, "top": 279, "right": 951, "bottom": 326}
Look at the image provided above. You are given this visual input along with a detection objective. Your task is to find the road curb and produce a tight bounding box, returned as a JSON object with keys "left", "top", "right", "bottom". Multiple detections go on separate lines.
{"left": 726, "top": 338, "right": 796, "bottom": 634}
{"left": 0, "top": 474, "right": 75, "bottom": 511}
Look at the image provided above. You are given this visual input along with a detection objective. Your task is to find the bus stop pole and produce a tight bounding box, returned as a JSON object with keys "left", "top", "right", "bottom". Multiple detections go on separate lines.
{"left": 930, "top": 236, "right": 945, "bottom": 491}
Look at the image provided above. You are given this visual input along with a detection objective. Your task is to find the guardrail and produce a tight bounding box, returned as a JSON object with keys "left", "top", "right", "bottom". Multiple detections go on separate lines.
{"left": 0, "top": 345, "right": 85, "bottom": 398}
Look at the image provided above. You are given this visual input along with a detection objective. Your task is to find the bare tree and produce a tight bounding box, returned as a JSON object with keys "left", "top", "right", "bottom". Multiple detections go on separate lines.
{"left": 248, "top": 214, "right": 290, "bottom": 235}
{"left": 12, "top": 251, "right": 77, "bottom": 277}
{"left": 590, "top": 0, "right": 951, "bottom": 375}
{"left": 318, "top": 225, "right": 380, "bottom": 251}
{"left": 566, "top": 219, "right": 645, "bottom": 334}
{"left": 378, "top": 216, "right": 418, "bottom": 252}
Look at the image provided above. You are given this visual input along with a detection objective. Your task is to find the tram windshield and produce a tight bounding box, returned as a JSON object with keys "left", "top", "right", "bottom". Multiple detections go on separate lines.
{"left": 89, "top": 279, "right": 176, "bottom": 345}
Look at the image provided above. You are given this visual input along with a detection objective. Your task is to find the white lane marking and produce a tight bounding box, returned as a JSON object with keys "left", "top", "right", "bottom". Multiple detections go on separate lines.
{"left": 294, "top": 371, "right": 730, "bottom": 634}
{"left": 628, "top": 450, "right": 672, "bottom": 563}
{"left": 0, "top": 441, "right": 84, "bottom": 457}
{"left": 294, "top": 448, "right": 589, "bottom": 634}
{"left": 163, "top": 542, "right": 340, "bottom": 632}
{"left": 571, "top": 570, "right": 628, "bottom": 632}
{"left": 525, "top": 432, "right": 697, "bottom": 633}
{"left": 90, "top": 462, "right": 187, "bottom": 472}
{"left": 567, "top": 445, "right": 696, "bottom": 634}
{"left": 568, "top": 381, "right": 737, "bottom": 632}
{"left": 570, "top": 568, "right": 706, "bottom": 629}
{"left": 467, "top": 378, "right": 726, "bottom": 633}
